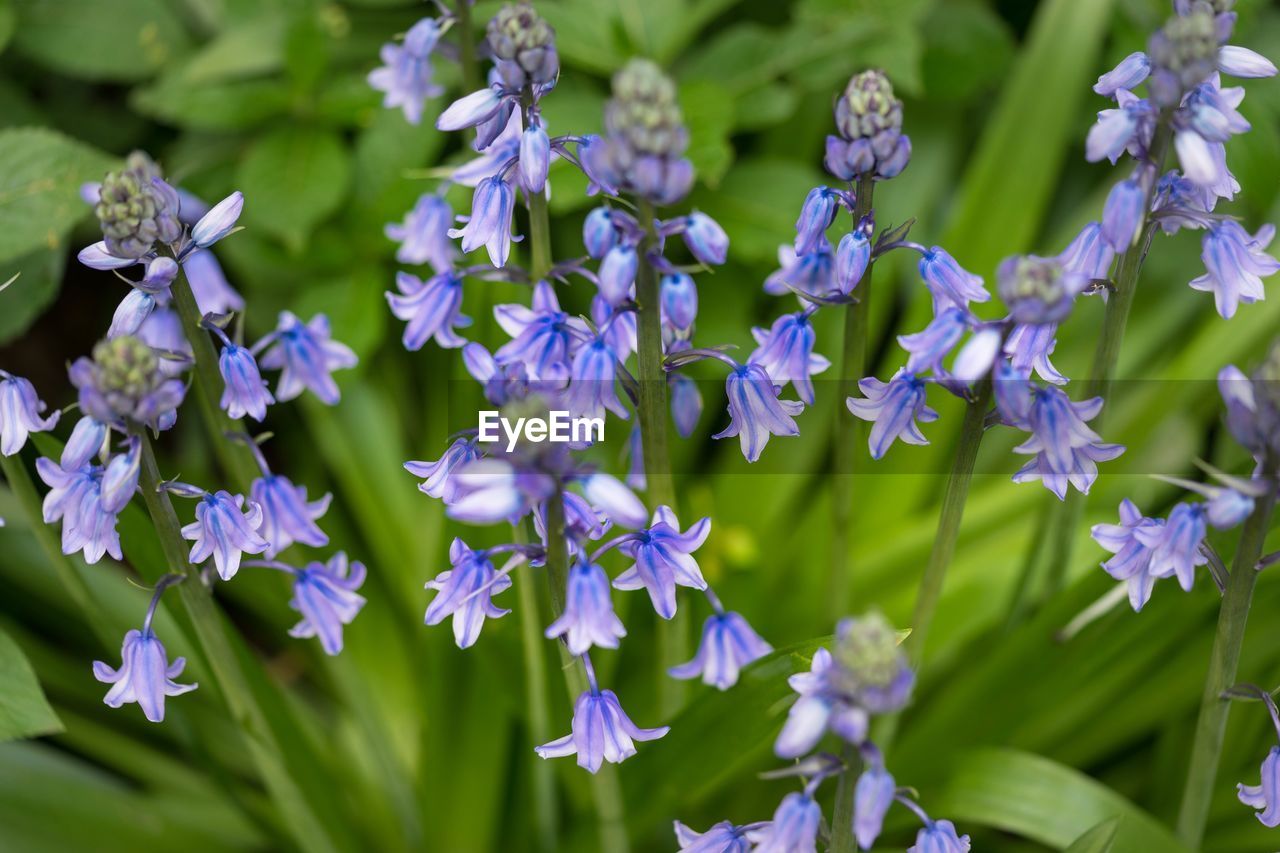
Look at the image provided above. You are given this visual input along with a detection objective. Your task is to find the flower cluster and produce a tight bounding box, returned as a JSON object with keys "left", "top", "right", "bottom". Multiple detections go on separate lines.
{"left": 677, "top": 614, "right": 970, "bottom": 852}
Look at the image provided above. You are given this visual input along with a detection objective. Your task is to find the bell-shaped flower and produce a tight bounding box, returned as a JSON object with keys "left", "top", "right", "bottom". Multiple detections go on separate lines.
{"left": 671, "top": 374, "right": 702, "bottom": 438}
{"left": 450, "top": 175, "right": 518, "bottom": 268}
{"left": 908, "top": 820, "right": 971, "bottom": 853}
{"left": 424, "top": 539, "right": 511, "bottom": 648}
{"left": 447, "top": 458, "right": 555, "bottom": 524}
{"left": 545, "top": 557, "right": 626, "bottom": 655}
{"left": 674, "top": 820, "right": 757, "bottom": 852}
{"left": 1092, "top": 499, "right": 1165, "bottom": 611}
{"left": 191, "top": 192, "right": 243, "bottom": 248}
{"left": 1102, "top": 179, "right": 1146, "bottom": 251}
{"left": 795, "top": 187, "right": 838, "bottom": 256}
{"left": 1086, "top": 90, "right": 1155, "bottom": 164}
{"left": 899, "top": 309, "right": 969, "bottom": 376}
{"left": 1190, "top": 220, "right": 1278, "bottom": 319}
{"left": 583, "top": 207, "right": 618, "bottom": 259}
{"left": 369, "top": 17, "right": 444, "bottom": 125}
{"left": 0, "top": 372, "right": 59, "bottom": 456}
{"left": 1238, "top": 746, "right": 1280, "bottom": 827}
{"left": 918, "top": 247, "right": 989, "bottom": 315}
{"left": 1058, "top": 221, "right": 1115, "bottom": 279}
{"left": 713, "top": 362, "right": 804, "bottom": 463}
{"left": 436, "top": 86, "right": 504, "bottom": 132}
{"left": 257, "top": 312, "right": 358, "bottom": 405}
{"left": 1012, "top": 387, "right": 1124, "bottom": 499}
{"left": 661, "top": 273, "right": 698, "bottom": 334}
{"left": 494, "top": 281, "right": 587, "bottom": 383}
{"left": 181, "top": 490, "right": 269, "bottom": 580}
{"left": 669, "top": 611, "right": 772, "bottom": 690}
{"left": 765, "top": 243, "right": 838, "bottom": 298}
{"left": 598, "top": 244, "right": 638, "bottom": 306}
{"left": 36, "top": 458, "right": 122, "bottom": 565}
{"left": 836, "top": 227, "right": 871, "bottom": 295}
{"left": 1095, "top": 51, "right": 1151, "bottom": 97}
{"left": 387, "top": 270, "right": 470, "bottom": 350}
{"left": 535, "top": 687, "right": 668, "bottom": 773}
{"left": 1004, "top": 322, "right": 1067, "bottom": 385}
{"left": 567, "top": 337, "right": 628, "bottom": 422}
{"left": 184, "top": 250, "right": 244, "bottom": 316}
{"left": 749, "top": 312, "right": 830, "bottom": 405}
{"left": 746, "top": 793, "right": 821, "bottom": 853}
{"left": 218, "top": 343, "right": 274, "bottom": 422}
{"left": 61, "top": 416, "right": 107, "bottom": 469}
{"left": 847, "top": 371, "right": 937, "bottom": 460}
{"left": 251, "top": 473, "right": 331, "bottom": 558}
{"left": 93, "top": 628, "right": 196, "bottom": 723}
{"left": 681, "top": 212, "right": 728, "bottom": 266}
{"left": 1135, "top": 502, "right": 1207, "bottom": 591}
{"left": 854, "top": 765, "right": 896, "bottom": 850}
{"left": 614, "top": 506, "right": 710, "bottom": 619}
{"left": 288, "top": 552, "right": 366, "bottom": 655}
{"left": 99, "top": 437, "right": 140, "bottom": 514}
{"left": 386, "top": 193, "right": 456, "bottom": 272}
{"left": 405, "top": 436, "right": 481, "bottom": 503}
{"left": 519, "top": 124, "right": 551, "bottom": 193}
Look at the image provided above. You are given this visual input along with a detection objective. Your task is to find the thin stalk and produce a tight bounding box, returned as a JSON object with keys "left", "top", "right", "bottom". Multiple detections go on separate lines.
{"left": 135, "top": 433, "right": 341, "bottom": 853}
{"left": 454, "top": 0, "right": 480, "bottom": 92}
{"left": 829, "top": 742, "right": 863, "bottom": 853}
{"left": 0, "top": 453, "right": 116, "bottom": 649}
{"left": 829, "top": 174, "right": 877, "bottom": 619}
{"left": 168, "top": 273, "right": 259, "bottom": 491}
{"left": 521, "top": 91, "right": 552, "bottom": 281}
{"left": 634, "top": 197, "right": 686, "bottom": 716}
{"left": 515, "top": 520, "right": 558, "bottom": 853}
{"left": 1177, "top": 484, "right": 1276, "bottom": 845}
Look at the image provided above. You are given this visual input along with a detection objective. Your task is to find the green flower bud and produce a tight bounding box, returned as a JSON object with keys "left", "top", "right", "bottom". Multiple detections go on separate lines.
{"left": 836, "top": 70, "right": 903, "bottom": 142}
{"left": 93, "top": 151, "right": 181, "bottom": 259}
{"left": 92, "top": 336, "right": 160, "bottom": 401}
{"left": 604, "top": 59, "right": 688, "bottom": 158}
{"left": 832, "top": 612, "right": 902, "bottom": 690}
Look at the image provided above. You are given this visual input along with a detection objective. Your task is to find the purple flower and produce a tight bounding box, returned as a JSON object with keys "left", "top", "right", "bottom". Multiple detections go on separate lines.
{"left": 567, "top": 337, "right": 627, "bottom": 422}
{"left": 578, "top": 472, "right": 648, "bottom": 528}
{"left": 494, "top": 281, "right": 587, "bottom": 383}
{"left": 593, "top": 294, "right": 637, "bottom": 362}
{"left": 674, "top": 820, "right": 757, "bottom": 852}
{"left": 1086, "top": 90, "right": 1156, "bottom": 164}
{"left": 671, "top": 374, "right": 702, "bottom": 438}
{"left": 1218, "top": 364, "right": 1264, "bottom": 456}
{"left": 919, "top": 247, "right": 989, "bottom": 315}
{"left": 447, "top": 458, "right": 555, "bottom": 524}
{"left": 1102, "top": 179, "right": 1146, "bottom": 251}
{"left": 109, "top": 289, "right": 155, "bottom": 339}
{"left": 598, "top": 244, "right": 638, "bottom": 306}
{"left": 846, "top": 371, "right": 937, "bottom": 460}
{"left": 387, "top": 270, "right": 470, "bottom": 350}
{"left": 795, "top": 187, "right": 838, "bottom": 256}
{"left": 1190, "top": 220, "right": 1278, "bottom": 319}
{"left": 1004, "top": 322, "right": 1067, "bottom": 385}
{"left": 1206, "top": 487, "right": 1253, "bottom": 528}
{"left": 184, "top": 250, "right": 244, "bottom": 316}
{"left": 191, "top": 192, "right": 243, "bottom": 248}
{"left": 1092, "top": 499, "right": 1165, "bottom": 611}
{"left": 0, "top": 373, "right": 59, "bottom": 456}
{"left": 405, "top": 437, "right": 481, "bottom": 503}
{"left": 836, "top": 226, "right": 871, "bottom": 295}
{"left": 997, "top": 255, "right": 1088, "bottom": 326}
{"left": 682, "top": 212, "right": 728, "bottom": 266}
{"left": 613, "top": 506, "right": 710, "bottom": 619}
{"left": 1012, "top": 387, "right": 1124, "bottom": 499}
{"left": 712, "top": 362, "right": 804, "bottom": 463}
{"left": 661, "top": 272, "right": 698, "bottom": 334}
{"left": 669, "top": 611, "right": 772, "bottom": 690}
{"left": 70, "top": 336, "right": 186, "bottom": 432}
{"left": 1058, "top": 221, "right": 1116, "bottom": 279}
{"left": 519, "top": 123, "right": 551, "bottom": 194}
{"left": 288, "top": 552, "right": 366, "bottom": 655}
{"left": 1095, "top": 51, "right": 1152, "bottom": 97}
{"left": 450, "top": 176, "right": 518, "bottom": 268}
{"left": 583, "top": 207, "right": 618, "bottom": 259}
{"left": 898, "top": 308, "right": 969, "bottom": 376}
{"left": 1238, "top": 746, "right": 1280, "bottom": 827}
{"left": 251, "top": 474, "right": 331, "bottom": 558}
{"left": 386, "top": 194, "right": 456, "bottom": 272}
{"left": 368, "top": 18, "right": 444, "bottom": 125}
{"left": 749, "top": 311, "right": 830, "bottom": 405}
{"left": 100, "top": 437, "right": 140, "bottom": 513}
{"left": 545, "top": 557, "right": 626, "bottom": 655}
{"left": 451, "top": 109, "right": 522, "bottom": 186}
{"left": 1136, "top": 502, "right": 1207, "bottom": 592}
{"left": 1218, "top": 46, "right": 1277, "bottom": 79}
{"left": 535, "top": 687, "right": 668, "bottom": 773}
{"left": 62, "top": 416, "right": 107, "bottom": 470}
{"left": 765, "top": 244, "right": 837, "bottom": 298}
{"left": 854, "top": 765, "right": 896, "bottom": 850}
{"left": 36, "top": 458, "right": 122, "bottom": 565}
{"left": 181, "top": 490, "right": 269, "bottom": 580}
{"left": 952, "top": 326, "right": 1003, "bottom": 384}
{"left": 257, "top": 312, "right": 358, "bottom": 405}
{"left": 218, "top": 343, "right": 274, "bottom": 422}
{"left": 424, "top": 539, "right": 511, "bottom": 648}
{"left": 746, "top": 793, "right": 821, "bottom": 853}
{"left": 908, "top": 820, "right": 971, "bottom": 853}
{"left": 93, "top": 628, "right": 196, "bottom": 723}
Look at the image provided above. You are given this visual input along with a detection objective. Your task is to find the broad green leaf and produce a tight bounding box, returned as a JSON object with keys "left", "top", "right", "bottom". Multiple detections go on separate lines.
{"left": 920, "top": 0, "right": 1016, "bottom": 102}
{"left": 182, "top": 16, "right": 287, "bottom": 83}
{"left": 0, "top": 127, "right": 114, "bottom": 265}
{"left": 933, "top": 748, "right": 1191, "bottom": 851}
{"left": 680, "top": 80, "right": 736, "bottom": 188}
{"left": 1066, "top": 817, "right": 1120, "bottom": 853}
{"left": 236, "top": 126, "right": 351, "bottom": 249}
{"left": 0, "top": 246, "right": 65, "bottom": 344}
{"left": 11, "top": 0, "right": 189, "bottom": 82}
{"left": 131, "top": 75, "right": 292, "bottom": 131}
{"left": 0, "top": 625, "right": 62, "bottom": 741}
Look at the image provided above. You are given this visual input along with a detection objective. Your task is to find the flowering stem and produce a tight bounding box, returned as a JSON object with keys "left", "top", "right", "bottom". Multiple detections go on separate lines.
{"left": 0, "top": 453, "right": 116, "bottom": 649}
{"left": 515, "top": 519, "right": 559, "bottom": 853}
{"left": 829, "top": 174, "right": 876, "bottom": 620}
{"left": 454, "top": 0, "right": 480, "bottom": 92}
{"left": 134, "top": 431, "right": 342, "bottom": 853}
{"left": 168, "top": 273, "right": 259, "bottom": 491}
{"left": 829, "top": 742, "right": 863, "bottom": 853}
{"left": 1176, "top": 482, "right": 1277, "bottom": 846}
{"left": 634, "top": 197, "right": 686, "bottom": 717}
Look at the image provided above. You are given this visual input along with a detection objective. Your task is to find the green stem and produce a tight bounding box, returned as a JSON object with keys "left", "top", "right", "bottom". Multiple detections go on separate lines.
{"left": 515, "top": 521, "right": 558, "bottom": 853}
{"left": 135, "top": 433, "right": 340, "bottom": 853}
{"left": 829, "top": 174, "right": 877, "bottom": 620}
{"left": 454, "top": 0, "right": 480, "bottom": 92}
{"left": 1176, "top": 483, "right": 1276, "bottom": 846}
{"left": 169, "top": 273, "right": 259, "bottom": 491}
{"left": 0, "top": 453, "right": 116, "bottom": 649}
{"left": 829, "top": 742, "right": 863, "bottom": 853}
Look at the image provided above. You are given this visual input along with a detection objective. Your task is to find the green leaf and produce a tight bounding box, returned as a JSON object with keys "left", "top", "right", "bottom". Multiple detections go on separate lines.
{"left": 0, "top": 625, "right": 62, "bottom": 742}
{"left": 680, "top": 80, "right": 736, "bottom": 188}
{"left": 0, "top": 0, "right": 14, "bottom": 56}
{"left": 933, "top": 748, "right": 1191, "bottom": 851}
{"left": 1065, "top": 818, "right": 1120, "bottom": 853}
{"left": 131, "top": 75, "right": 292, "bottom": 131}
{"left": 0, "top": 246, "right": 65, "bottom": 344}
{"left": 181, "top": 16, "right": 287, "bottom": 83}
{"left": 236, "top": 126, "right": 351, "bottom": 249}
{"left": 0, "top": 127, "right": 114, "bottom": 265}
{"left": 11, "top": 0, "right": 190, "bottom": 82}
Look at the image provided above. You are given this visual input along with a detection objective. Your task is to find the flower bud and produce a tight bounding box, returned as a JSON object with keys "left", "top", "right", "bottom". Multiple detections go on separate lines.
{"left": 519, "top": 124, "right": 551, "bottom": 194}
{"left": 997, "top": 255, "right": 1088, "bottom": 325}
{"left": 1147, "top": 9, "right": 1220, "bottom": 106}
{"left": 660, "top": 272, "right": 697, "bottom": 332}
{"left": 831, "top": 612, "right": 914, "bottom": 714}
{"left": 486, "top": 2, "right": 559, "bottom": 86}
{"left": 832, "top": 70, "right": 909, "bottom": 179}
{"left": 93, "top": 152, "right": 181, "bottom": 259}
{"left": 191, "top": 191, "right": 244, "bottom": 248}
{"left": 605, "top": 59, "right": 688, "bottom": 159}
{"left": 583, "top": 207, "right": 617, "bottom": 259}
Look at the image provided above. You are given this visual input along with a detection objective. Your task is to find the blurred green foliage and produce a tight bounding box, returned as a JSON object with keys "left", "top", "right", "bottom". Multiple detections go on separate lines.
{"left": 1, "top": 0, "right": 1280, "bottom": 850}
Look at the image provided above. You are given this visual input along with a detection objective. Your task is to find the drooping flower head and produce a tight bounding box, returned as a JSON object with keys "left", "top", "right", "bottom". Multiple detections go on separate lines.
{"left": 70, "top": 335, "right": 186, "bottom": 432}
{"left": 669, "top": 610, "right": 772, "bottom": 690}
{"left": 614, "top": 506, "right": 710, "bottom": 619}
{"left": 424, "top": 538, "right": 512, "bottom": 648}
{"left": 251, "top": 470, "right": 331, "bottom": 558}
{"left": 368, "top": 18, "right": 444, "bottom": 125}
{"left": 545, "top": 556, "right": 626, "bottom": 655}
{"left": 827, "top": 69, "right": 911, "bottom": 180}
{"left": 0, "top": 372, "right": 60, "bottom": 456}
{"left": 287, "top": 552, "right": 367, "bottom": 655}
{"left": 674, "top": 820, "right": 759, "bottom": 852}
{"left": 387, "top": 269, "right": 471, "bottom": 350}
{"left": 1011, "top": 387, "right": 1124, "bottom": 499}
{"left": 386, "top": 193, "right": 456, "bottom": 271}
{"left": 746, "top": 792, "right": 822, "bottom": 853}
{"left": 847, "top": 370, "right": 937, "bottom": 460}
{"left": 217, "top": 342, "right": 274, "bottom": 422}
{"left": 712, "top": 361, "right": 804, "bottom": 463}
{"left": 93, "top": 627, "right": 195, "bottom": 723}
{"left": 256, "top": 312, "right": 358, "bottom": 405}
{"left": 1238, "top": 745, "right": 1280, "bottom": 828}
{"left": 36, "top": 457, "right": 122, "bottom": 564}
{"left": 535, "top": 684, "right": 668, "bottom": 773}
{"left": 180, "top": 489, "right": 269, "bottom": 581}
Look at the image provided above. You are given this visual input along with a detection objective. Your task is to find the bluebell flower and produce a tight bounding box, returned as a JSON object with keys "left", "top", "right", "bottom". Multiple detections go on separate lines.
{"left": 251, "top": 473, "right": 331, "bottom": 558}
{"left": 93, "top": 628, "right": 196, "bottom": 723}
{"left": 70, "top": 336, "right": 186, "bottom": 432}
{"left": 1086, "top": 89, "right": 1156, "bottom": 164}
{"left": 218, "top": 343, "right": 274, "bottom": 422}
{"left": 836, "top": 224, "right": 872, "bottom": 295}
{"left": 424, "top": 539, "right": 511, "bottom": 648}
{"left": 181, "top": 490, "right": 269, "bottom": 580}
{"left": 847, "top": 371, "right": 937, "bottom": 460}
{"left": 1102, "top": 179, "right": 1147, "bottom": 251}
{"left": 1012, "top": 387, "right": 1124, "bottom": 499}
{"left": 671, "top": 374, "right": 702, "bottom": 438}
{"left": 1095, "top": 51, "right": 1152, "bottom": 97}
{"left": 583, "top": 207, "right": 618, "bottom": 259}
{"left": 674, "top": 820, "right": 758, "bottom": 852}
{"left": 795, "top": 187, "right": 838, "bottom": 256}
{"left": 36, "top": 458, "right": 122, "bottom": 564}
{"left": 918, "top": 247, "right": 989, "bottom": 315}
{"left": 765, "top": 243, "right": 837, "bottom": 298}
{"left": 1206, "top": 487, "right": 1254, "bottom": 528}
{"left": 494, "top": 281, "right": 588, "bottom": 383}
{"left": 578, "top": 472, "right": 648, "bottom": 529}
{"left": 535, "top": 686, "right": 669, "bottom": 773}
{"left": 661, "top": 272, "right": 698, "bottom": 334}
{"left": 100, "top": 437, "right": 140, "bottom": 514}
{"left": 368, "top": 18, "right": 444, "bottom": 125}
{"left": 387, "top": 270, "right": 471, "bottom": 350}
{"left": 184, "top": 249, "right": 244, "bottom": 316}
{"left": 520, "top": 123, "right": 551, "bottom": 194}
{"left": 386, "top": 194, "right": 456, "bottom": 272}
{"left": 1218, "top": 364, "right": 1266, "bottom": 457}
{"left": 598, "top": 244, "right": 638, "bottom": 306}
{"left": 190, "top": 192, "right": 243, "bottom": 248}
{"left": 681, "top": 212, "right": 728, "bottom": 266}
{"left": 593, "top": 295, "right": 636, "bottom": 362}
{"left": 1176, "top": 78, "right": 1251, "bottom": 193}
{"left": 545, "top": 557, "right": 626, "bottom": 655}
{"left": 450, "top": 175, "right": 518, "bottom": 268}
{"left": 828, "top": 70, "right": 911, "bottom": 180}
{"left": 613, "top": 506, "right": 710, "bottom": 619}
{"left": 898, "top": 309, "right": 970, "bottom": 376}
{"left": 1058, "top": 221, "right": 1116, "bottom": 279}
{"left": 448, "top": 458, "right": 555, "bottom": 524}
{"left": 108, "top": 289, "right": 155, "bottom": 339}
{"left": 450, "top": 109, "right": 523, "bottom": 187}
{"left": 1190, "top": 220, "right": 1278, "bottom": 319}
{"left": 405, "top": 437, "right": 482, "bottom": 503}
{"left": 62, "top": 416, "right": 107, "bottom": 470}
{"left": 1004, "top": 322, "right": 1067, "bottom": 385}
{"left": 746, "top": 792, "right": 821, "bottom": 853}
{"left": 669, "top": 611, "right": 772, "bottom": 690}
{"left": 952, "top": 326, "right": 1003, "bottom": 384}
{"left": 137, "top": 307, "right": 191, "bottom": 378}
{"left": 567, "top": 337, "right": 627, "bottom": 421}
{"left": 1238, "top": 746, "right": 1280, "bottom": 827}
{"left": 749, "top": 311, "right": 830, "bottom": 405}
{"left": 1218, "top": 46, "right": 1278, "bottom": 79}
{"left": 712, "top": 362, "right": 804, "bottom": 463}
{"left": 256, "top": 312, "right": 358, "bottom": 405}
{"left": 1136, "top": 502, "right": 1207, "bottom": 592}
{"left": 288, "top": 552, "right": 366, "bottom": 655}
{"left": 1092, "top": 499, "right": 1165, "bottom": 611}
{"left": 993, "top": 360, "right": 1033, "bottom": 428}
{"left": 854, "top": 765, "right": 896, "bottom": 850}
{"left": 908, "top": 820, "right": 971, "bottom": 853}
{"left": 0, "top": 372, "right": 59, "bottom": 456}
{"left": 996, "top": 255, "right": 1088, "bottom": 326}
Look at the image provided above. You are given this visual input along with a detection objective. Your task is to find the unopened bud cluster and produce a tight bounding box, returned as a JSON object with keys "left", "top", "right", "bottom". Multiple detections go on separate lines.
{"left": 1147, "top": 7, "right": 1220, "bottom": 105}
{"left": 94, "top": 152, "right": 180, "bottom": 259}
{"left": 487, "top": 2, "right": 559, "bottom": 87}
{"left": 825, "top": 70, "right": 911, "bottom": 180}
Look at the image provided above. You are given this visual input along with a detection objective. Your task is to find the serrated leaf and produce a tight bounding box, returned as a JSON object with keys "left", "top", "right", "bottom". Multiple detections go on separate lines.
{"left": 0, "top": 626, "right": 62, "bottom": 742}
{"left": 12, "top": 0, "right": 189, "bottom": 82}
{"left": 236, "top": 126, "right": 351, "bottom": 249}
{"left": 0, "top": 127, "right": 114, "bottom": 265}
